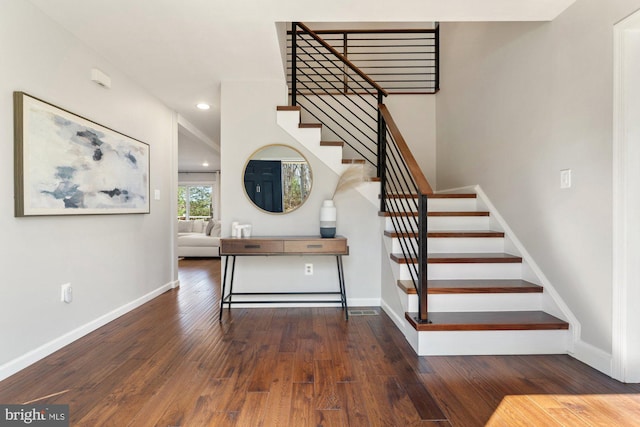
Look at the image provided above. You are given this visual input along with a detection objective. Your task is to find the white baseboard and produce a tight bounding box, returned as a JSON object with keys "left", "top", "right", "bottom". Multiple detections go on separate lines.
{"left": 0, "top": 280, "right": 178, "bottom": 382}
{"left": 570, "top": 339, "right": 613, "bottom": 377}
{"left": 224, "top": 297, "right": 381, "bottom": 310}
{"left": 380, "top": 299, "right": 407, "bottom": 332}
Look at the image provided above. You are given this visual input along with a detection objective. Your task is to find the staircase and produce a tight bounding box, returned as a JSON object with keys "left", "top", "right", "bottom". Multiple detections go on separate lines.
{"left": 280, "top": 22, "right": 572, "bottom": 357}
{"left": 277, "top": 105, "right": 571, "bottom": 356}
{"left": 381, "top": 192, "right": 570, "bottom": 355}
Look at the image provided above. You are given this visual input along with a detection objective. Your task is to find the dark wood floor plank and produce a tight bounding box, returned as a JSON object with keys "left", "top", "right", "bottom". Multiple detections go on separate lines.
{"left": 293, "top": 338, "right": 315, "bottom": 384}
{"left": 290, "top": 382, "right": 315, "bottom": 427}
{"left": 337, "top": 382, "right": 373, "bottom": 427}
{"left": 2, "top": 258, "right": 640, "bottom": 427}
{"left": 181, "top": 377, "right": 232, "bottom": 424}
{"left": 367, "top": 317, "right": 446, "bottom": 420}
{"left": 263, "top": 352, "right": 295, "bottom": 426}
{"left": 247, "top": 344, "right": 278, "bottom": 392}
{"left": 235, "top": 391, "right": 268, "bottom": 426}
{"left": 357, "top": 374, "right": 399, "bottom": 426}
{"left": 314, "top": 408, "right": 349, "bottom": 426}
{"left": 314, "top": 359, "right": 341, "bottom": 410}
{"left": 421, "top": 358, "right": 500, "bottom": 426}
{"left": 279, "top": 320, "right": 299, "bottom": 353}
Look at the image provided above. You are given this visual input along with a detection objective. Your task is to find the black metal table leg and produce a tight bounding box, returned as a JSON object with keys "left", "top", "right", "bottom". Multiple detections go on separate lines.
{"left": 219, "top": 255, "right": 237, "bottom": 321}
{"left": 219, "top": 256, "right": 230, "bottom": 322}
{"left": 227, "top": 255, "right": 236, "bottom": 315}
{"left": 337, "top": 255, "right": 348, "bottom": 320}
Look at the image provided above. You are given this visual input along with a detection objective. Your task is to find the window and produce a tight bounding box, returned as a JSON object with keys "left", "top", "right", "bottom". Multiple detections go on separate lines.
{"left": 178, "top": 185, "right": 213, "bottom": 220}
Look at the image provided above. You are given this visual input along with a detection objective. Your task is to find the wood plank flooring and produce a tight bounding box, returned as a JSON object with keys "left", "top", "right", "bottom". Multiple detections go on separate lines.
{"left": 1, "top": 258, "right": 639, "bottom": 426}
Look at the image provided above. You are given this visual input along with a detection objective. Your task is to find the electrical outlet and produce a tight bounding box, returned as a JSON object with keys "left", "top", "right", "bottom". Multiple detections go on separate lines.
{"left": 304, "top": 263, "right": 313, "bottom": 275}
{"left": 61, "top": 283, "right": 72, "bottom": 303}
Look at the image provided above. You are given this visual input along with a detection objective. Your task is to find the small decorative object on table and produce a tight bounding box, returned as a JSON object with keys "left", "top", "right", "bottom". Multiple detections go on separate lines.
{"left": 320, "top": 200, "right": 336, "bottom": 238}
{"left": 319, "top": 164, "right": 369, "bottom": 238}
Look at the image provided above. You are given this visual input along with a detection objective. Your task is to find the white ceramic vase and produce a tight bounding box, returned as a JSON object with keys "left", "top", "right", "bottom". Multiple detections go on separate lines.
{"left": 319, "top": 199, "right": 337, "bottom": 238}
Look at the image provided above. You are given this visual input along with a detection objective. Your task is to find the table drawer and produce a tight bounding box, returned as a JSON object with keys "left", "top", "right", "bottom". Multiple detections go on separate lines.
{"left": 222, "top": 239, "right": 284, "bottom": 254}
{"left": 284, "top": 239, "right": 347, "bottom": 254}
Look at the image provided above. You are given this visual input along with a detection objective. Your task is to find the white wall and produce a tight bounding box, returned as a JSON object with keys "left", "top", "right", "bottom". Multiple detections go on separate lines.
{"left": 613, "top": 11, "right": 640, "bottom": 382}
{"left": 436, "top": 0, "right": 640, "bottom": 358}
{"left": 220, "top": 80, "right": 380, "bottom": 306}
{"left": 386, "top": 95, "right": 437, "bottom": 190}
{"left": 0, "top": 1, "right": 177, "bottom": 379}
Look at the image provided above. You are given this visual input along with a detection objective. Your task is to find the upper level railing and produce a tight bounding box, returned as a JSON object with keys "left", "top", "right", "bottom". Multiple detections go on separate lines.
{"left": 290, "top": 22, "right": 388, "bottom": 171}
{"left": 289, "top": 22, "right": 435, "bottom": 322}
{"left": 288, "top": 26, "right": 439, "bottom": 94}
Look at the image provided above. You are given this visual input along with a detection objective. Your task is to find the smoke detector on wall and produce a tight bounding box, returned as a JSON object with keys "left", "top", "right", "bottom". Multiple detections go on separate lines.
{"left": 91, "top": 68, "right": 111, "bottom": 89}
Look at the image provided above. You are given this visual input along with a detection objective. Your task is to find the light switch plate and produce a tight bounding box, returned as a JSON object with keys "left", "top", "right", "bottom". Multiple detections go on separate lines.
{"left": 560, "top": 169, "right": 572, "bottom": 189}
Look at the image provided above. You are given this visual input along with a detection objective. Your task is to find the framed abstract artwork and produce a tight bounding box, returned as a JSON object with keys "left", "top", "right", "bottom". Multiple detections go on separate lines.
{"left": 13, "top": 92, "right": 150, "bottom": 216}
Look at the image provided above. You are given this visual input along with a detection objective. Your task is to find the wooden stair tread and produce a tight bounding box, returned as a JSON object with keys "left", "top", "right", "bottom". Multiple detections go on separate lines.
{"left": 390, "top": 252, "right": 523, "bottom": 264}
{"left": 383, "top": 193, "right": 477, "bottom": 199}
{"left": 299, "top": 123, "right": 322, "bottom": 128}
{"left": 384, "top": 230, "right": 505, "bottom": 238}
{"left": 320, "top": 140, "right": 344, "bottom": 147}
{"left": 342, "top": 159, "right": 366, "bottom": 164}
{"left": 405, "top": 311, "right": 569, "bottom": 331}
{"left": 276, "top": 105, "right": 301, "bottom": 111}
{"left": 379, "top": 211, "right": 490, "bottom": 217}
{"left": 397, "top": 279, "right": 543, "bottom": 294}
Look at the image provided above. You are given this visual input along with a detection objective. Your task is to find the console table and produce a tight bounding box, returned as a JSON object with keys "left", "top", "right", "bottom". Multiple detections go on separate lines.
{"left": 219, "top": 236, "right": 349, "bottom": 321}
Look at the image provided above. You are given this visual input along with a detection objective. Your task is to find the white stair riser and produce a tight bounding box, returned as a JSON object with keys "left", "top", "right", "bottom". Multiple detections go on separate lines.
{"left": 385, "top": 216, "right": 491, "bottom": 231}
{"left": 398, "top": 263, "right": 522, "bottom": 280}
{"left": 405, "top": 328, "right": 569, "bottom": 356}
{"left": 390, "top": 237, "right": 504, "bottom": 254}
{"left": 429, "top": 198, "right": 477, "bottom": 212}
{"left": 403, "top": 292, "right": 543, "bottom": 313}
{"left": 384, "top": 197, "right": 477, "bottom": 213}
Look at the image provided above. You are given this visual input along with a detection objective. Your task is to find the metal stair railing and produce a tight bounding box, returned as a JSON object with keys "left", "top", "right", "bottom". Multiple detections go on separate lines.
{"left": 290, "top": 22, "right": 435, "bottom": 322}
{"left": 291, "top": 22, "right": 388, "bottom": 173}
{"left": 379, "top": 104, "right": 433, "bottom": 323}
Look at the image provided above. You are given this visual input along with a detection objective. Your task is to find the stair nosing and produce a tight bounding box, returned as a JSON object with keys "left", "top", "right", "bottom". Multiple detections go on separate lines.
{"left": 405, "top": 311, "right": 569, "bottom": 332}
{"left": 384, "top": 230, "right": 505, "bottom": 238}
{"left": 382, "top": 193, "right": 477, "bottom": 199}
{"left": 390, "top": 252, "right": 523, "bottom": 264}
{"left": 379, "top": 211, "right": 490, "bottom": 217}
{"left": 397, "top": 279, "right": 543, "bottom": 295}
{"left": 276, "top": 105, "right": 301, "bottom": 111}
{"left": 298, "top": 123, "right": 322, "bottom": 129}
{"left": 320, "top": 140, "right": 344, "bottom": 147}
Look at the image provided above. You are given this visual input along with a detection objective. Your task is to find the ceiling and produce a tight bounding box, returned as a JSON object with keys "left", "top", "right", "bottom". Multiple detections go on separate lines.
{"left": 27, "top": 0, "right": 576, "bottom": 172}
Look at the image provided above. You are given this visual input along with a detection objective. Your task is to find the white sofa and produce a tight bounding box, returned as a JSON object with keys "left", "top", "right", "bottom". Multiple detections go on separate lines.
{"left": 177, "top": 219, "right": 221, "bottom": 258}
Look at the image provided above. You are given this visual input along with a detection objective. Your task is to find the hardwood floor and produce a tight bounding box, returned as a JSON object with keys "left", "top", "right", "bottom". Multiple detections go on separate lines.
{"left": 1, "top": 258, "right": 639, "bottom": 426}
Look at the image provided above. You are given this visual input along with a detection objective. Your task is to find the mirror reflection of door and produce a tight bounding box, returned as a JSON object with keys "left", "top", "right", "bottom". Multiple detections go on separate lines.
{"left": 244, "top": 160, "right": 283, "bottom": 213}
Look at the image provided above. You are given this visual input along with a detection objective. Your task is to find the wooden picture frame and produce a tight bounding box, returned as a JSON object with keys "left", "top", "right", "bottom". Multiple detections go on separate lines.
{"left": 14, "top": 92, "right": 150, "bottom": 216}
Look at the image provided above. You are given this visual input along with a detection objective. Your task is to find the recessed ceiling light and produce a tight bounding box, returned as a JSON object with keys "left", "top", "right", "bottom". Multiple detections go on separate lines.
{"left": 196, "top": 103, "right": 210, "bottom": 110}
{"left": 202, "top": 162, "right": 209, "bottom": 167}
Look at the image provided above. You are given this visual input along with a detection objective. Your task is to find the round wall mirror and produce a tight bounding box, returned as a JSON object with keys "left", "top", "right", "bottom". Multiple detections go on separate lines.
{"left": 243, "top": 144, "right": 312, "bottom": 214}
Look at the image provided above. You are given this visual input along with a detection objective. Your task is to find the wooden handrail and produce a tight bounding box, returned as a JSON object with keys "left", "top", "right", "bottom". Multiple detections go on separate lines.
{"left": 294, "top": 22, "right": 389, "bottom": 97}
{"left": 379, "top": 104, "right": 433, "bottom": 196}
